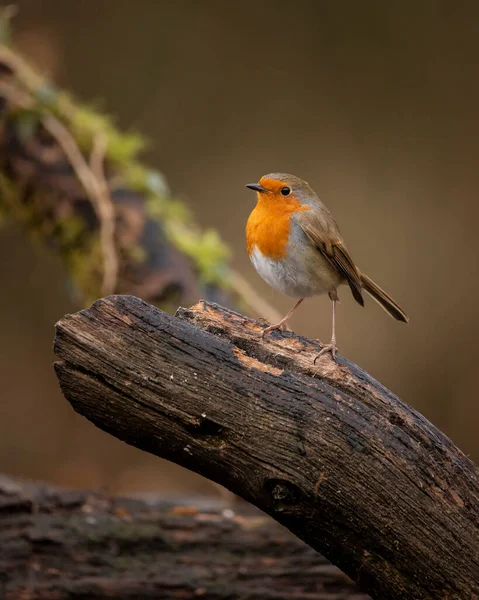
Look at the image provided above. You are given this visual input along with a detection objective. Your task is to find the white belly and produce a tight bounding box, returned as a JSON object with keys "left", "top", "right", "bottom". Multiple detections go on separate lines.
{"left": 250, "top": 244, "right": 342, "bottom": 298}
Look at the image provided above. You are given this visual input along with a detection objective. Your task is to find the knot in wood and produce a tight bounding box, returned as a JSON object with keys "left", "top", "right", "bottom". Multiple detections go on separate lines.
{"left": 265, "top": 478, "right": 303, "bottom": 513}
{"left": 184, "top": 415, "right": 226, "bottom": 449}
{"left": 197, "top": 416, "right": 223, "bottom": 437}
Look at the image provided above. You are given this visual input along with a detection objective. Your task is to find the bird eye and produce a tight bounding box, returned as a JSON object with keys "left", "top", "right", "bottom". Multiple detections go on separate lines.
{"left": 280, "top": 187, "right": 291, "bottom": 196}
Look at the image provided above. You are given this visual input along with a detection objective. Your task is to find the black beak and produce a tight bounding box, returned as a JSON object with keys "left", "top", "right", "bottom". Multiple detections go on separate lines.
{"left": 245, "top": 183, "right": 269, "bottom": 193}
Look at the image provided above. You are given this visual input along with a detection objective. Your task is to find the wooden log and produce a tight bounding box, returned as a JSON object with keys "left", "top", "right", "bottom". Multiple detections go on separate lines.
{"left": 0, "top": 475, "right": 368, "bottom": 599}
{"left": 53, "top": 295, "right": 479, "bottom": 600}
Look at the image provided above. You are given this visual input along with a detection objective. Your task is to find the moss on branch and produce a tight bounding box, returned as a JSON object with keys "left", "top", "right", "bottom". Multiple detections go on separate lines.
{"left": 0, "top": 31, "right": 233, "bottom": 308}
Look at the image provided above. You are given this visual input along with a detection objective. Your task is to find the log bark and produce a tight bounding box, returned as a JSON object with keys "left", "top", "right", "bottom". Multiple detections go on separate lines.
{"left": 0, "top": 474, "right": 368, "bottom": 599}
{"left": 53, "top": 295, "right": 479, "bottom": 600}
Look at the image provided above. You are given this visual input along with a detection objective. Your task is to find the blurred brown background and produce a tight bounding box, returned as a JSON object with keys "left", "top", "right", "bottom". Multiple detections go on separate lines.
{"left": 1, "top": 1, "right": 478, "bottom": 496}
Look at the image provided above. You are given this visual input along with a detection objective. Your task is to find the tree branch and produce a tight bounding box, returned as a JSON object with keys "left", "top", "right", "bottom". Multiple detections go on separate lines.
{"left": 0, "top": 44, "right": 203, "bottom": 307}
{"left": 0, "top": 39, "right": 283, "bottom": 322}
{"left": 53, "top": 295, "right": 479, "bottom": 600}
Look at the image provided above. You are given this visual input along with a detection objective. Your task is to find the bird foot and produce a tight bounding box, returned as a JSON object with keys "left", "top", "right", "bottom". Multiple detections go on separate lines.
{"left": 313, "top": 341, "right": 338, "bottom": 363}
{"left": 261, "top": 322, "right": 291, "bottom": 338}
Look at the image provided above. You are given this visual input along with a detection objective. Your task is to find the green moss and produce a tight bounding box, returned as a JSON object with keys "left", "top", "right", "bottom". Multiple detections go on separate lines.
{"left": 56, "top": 214, "right": 87, "bottom": 246}
{"left": 67, "top": 239, "right": 103, "bottom": 302}
{"left": 14, "top": 109, "right": 42, "bottom": 141}
{"left": 68, "top": 104, "right": 146, "bottom": 166}
{"left": 0, "top": 174, "right": 103, "bottom": 302}
{"left": 173, "top": 225, "right": 231, "bottom": 285}
{"left": 146, "top": 191, "right": 232, "bottom": 286}
{"left": 123, "top": 242, "right": 148, "bottom": 264}
{"left": 0, "top": 47, "right": 236, "bottom": 299}
{"left": 122, "top": 163, "right": 163, "bottom": 195}
{"left": 33, "top": 82, "right": 59, "bottom": 108}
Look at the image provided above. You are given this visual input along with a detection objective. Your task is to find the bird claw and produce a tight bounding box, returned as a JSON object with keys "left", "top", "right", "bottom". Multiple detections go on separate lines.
{"left": 261, "top": 322, "right": 290, "bottom": 338}
{"left": 313, "top": 342, "right": 339, "bottom": 364}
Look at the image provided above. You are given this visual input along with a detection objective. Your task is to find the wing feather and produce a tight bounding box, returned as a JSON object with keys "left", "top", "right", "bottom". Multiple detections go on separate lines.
{"left": 297, "top": 210, "right": 364, "bottom": 306}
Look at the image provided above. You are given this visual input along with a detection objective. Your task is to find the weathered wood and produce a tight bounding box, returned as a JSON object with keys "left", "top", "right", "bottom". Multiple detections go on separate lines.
{"left": 53, "top": 295, "right": 479, "bottom": 600}
{"left": 0, "top": 475, "right": 368, "bottom": 599}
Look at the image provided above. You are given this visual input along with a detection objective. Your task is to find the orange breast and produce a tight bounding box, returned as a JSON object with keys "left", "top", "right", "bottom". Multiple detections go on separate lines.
{"left": 246, "top": 196, "right": 309, "bottom": 260}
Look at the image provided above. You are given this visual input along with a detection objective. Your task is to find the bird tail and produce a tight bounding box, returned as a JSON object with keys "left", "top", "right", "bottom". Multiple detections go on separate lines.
{"left": 360, "top": 273, "right": 409, "bottom": 323}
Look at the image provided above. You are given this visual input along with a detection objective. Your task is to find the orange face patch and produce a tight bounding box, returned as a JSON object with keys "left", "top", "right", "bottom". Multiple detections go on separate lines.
{"left": 246, "top": 178, "right": 310, "bottom": 259}
{"left": 258, "top": 177, "right": 292, "bottom": 194}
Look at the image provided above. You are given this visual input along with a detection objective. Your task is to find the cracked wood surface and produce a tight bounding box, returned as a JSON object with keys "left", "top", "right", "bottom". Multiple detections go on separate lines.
{"left": 53, "top": 295, "right": 479, "bottom": 600}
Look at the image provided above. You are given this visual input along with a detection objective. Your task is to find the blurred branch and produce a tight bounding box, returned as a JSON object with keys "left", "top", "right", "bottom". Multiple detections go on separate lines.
{"left": 89, "top": 133, "right": 118, "bottom": 296}
{"left": 0, "top": 42, "right": 199, "bottom": 307}
{"left": 0, "top": 38, "right": 282, "bottom": 321}
{"left": 54, "top": 295, "right": 479, "bottom": 600}
{"left": 41, "top": 117, "right": 119, "bottom": 296}
{"left": 0, "top": 474, "right": 368, "bottom": 600}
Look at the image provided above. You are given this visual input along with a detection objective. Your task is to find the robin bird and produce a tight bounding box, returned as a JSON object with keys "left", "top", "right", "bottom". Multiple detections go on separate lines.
{"left": 245, "top": 173, "right": 408, "bottom": 361}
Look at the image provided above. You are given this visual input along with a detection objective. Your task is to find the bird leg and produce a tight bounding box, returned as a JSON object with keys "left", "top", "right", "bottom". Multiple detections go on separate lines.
{"left": 314, "top": 290, "right": 339, "bottom": 362}
{"left": 261, "top": 298, "right": 304, "bottom": 338}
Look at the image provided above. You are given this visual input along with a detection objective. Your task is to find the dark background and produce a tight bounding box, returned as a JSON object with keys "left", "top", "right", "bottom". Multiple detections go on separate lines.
{"left": 1, "top": 1, "right": 477, "bottom": 496}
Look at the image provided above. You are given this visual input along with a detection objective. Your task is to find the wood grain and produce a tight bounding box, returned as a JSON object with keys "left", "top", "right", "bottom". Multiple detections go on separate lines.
{"left": 53, "top": 295, "right": 479, "bottom": 600}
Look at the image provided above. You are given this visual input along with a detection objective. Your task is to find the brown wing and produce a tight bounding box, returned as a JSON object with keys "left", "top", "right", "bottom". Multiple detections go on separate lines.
{"left": 297, "top": 209, "right": 364, "bottom": 306}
